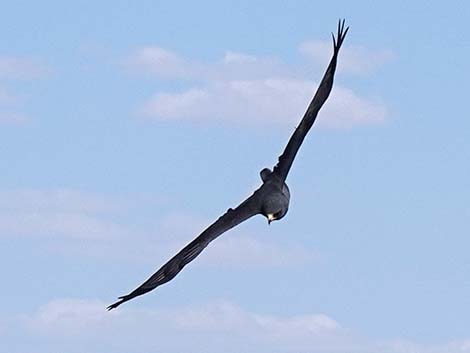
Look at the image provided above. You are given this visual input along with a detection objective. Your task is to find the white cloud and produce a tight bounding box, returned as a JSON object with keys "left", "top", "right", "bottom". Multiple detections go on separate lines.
{"left": 141, "top": 78, "right": 386, "bottom": 128}
{"left": 383, "top": 339, "right": 470, "bottom": 353}
{"left": 0, "top": 87, "right": 29, "bottom": 124}
{"left": 300, "top": 40, "right": 395, "bottom": 75}
{"left": 0, "top": 189, "right": 132, "bottom": 239}
{"left": 223, "top": 51, "right": 258, "bottom": 64}
{"left": 129, "top": 47, "right": 287, "bottom": 81}
{"left": 135, "top": 210, "right": 318, "bottom": 268}
{"left": 0, "top": 188, "right": 135, "bottom": 215}
{"left": 26, "top": 299, "right": 116, "bottom": 335}
{"left": 200, "top": 233, "right": 318, "bottom": 268}
{"left": 0, "top": 189, "right": 316, "bottom": 269}
{"left": 168, "top": 300, "right": 340, "bottom": 335}
{"left": 20, "top": 298, "right": 470, "bottom": 353}
{"left": 0, "top": 111, "right": 29, "bottom": 124}
{"left": 96, "top": 215, "right": 318, "bottom": 269}
{"left": 0, "top": 211, "right": 127, "bottom": 239}
{"left": 0, "top": 55, "right": 49, "bottom": 125}
{"left": 0, "top": 56, "right": 48, "bottom": 80}
{"left": 130, "top": 47, "right": 194, "bottom": 79}
{"left": 131, "top": 41, "right": 390, "bottom": 128}
{"left": 24, "top": 298, "right": 345, "bottom": 353}
{"left": 217, "top": 51, "right": 288, "bottom": 80}
{"left": 323, "top": 85, "right": 387, "bottom": 128}
{"left": 0, "top": 189, "right": 126, "bottom": 214}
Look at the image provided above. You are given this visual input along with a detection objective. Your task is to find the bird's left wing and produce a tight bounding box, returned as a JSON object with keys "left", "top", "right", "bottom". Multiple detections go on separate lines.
{"left": 107, "top": 191, "right": 261, "bottom": 310}
{"left": 272, "top": 20, "right": 348, "bottom": 182}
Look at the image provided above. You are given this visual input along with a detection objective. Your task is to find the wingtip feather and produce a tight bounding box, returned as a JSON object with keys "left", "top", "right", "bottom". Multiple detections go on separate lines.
{"left": 332, "top": 18, "right": 349, "bottom": 53}
{"left": 106, "top": 302, "right": 120, "bottom": 311}
{"left": 106, "top": 295, "right": 131, "bottom": 311}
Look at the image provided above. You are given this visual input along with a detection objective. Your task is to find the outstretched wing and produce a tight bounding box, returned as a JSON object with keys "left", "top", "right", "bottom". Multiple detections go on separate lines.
{"left": 272, "top": 19, "right": 349, "bottom": 182}
{"left": 107, "top": 191, "right": 261, "bottom": 310}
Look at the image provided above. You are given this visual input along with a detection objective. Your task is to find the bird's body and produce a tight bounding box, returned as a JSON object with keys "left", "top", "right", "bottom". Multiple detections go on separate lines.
{"left": 257, "top": 169, "right": 290, "bottom": 222}
{"left": 108, "top": 20, "right": 348, "bottom": 310}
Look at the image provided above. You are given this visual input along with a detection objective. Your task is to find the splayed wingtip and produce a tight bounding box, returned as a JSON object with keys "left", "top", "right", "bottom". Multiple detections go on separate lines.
{"left": 107, "top": 295, "right": 130, "bottom": 311}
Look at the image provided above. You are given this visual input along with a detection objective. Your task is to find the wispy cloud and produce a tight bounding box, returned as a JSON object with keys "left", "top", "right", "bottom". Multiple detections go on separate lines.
{"left": 0, "top": 189, "right": 132, "bottom": 239}
{"left": 0, "top": 189, "right": 317, "bottom": 269}
{"left": 0, "top": 86, "right": 29, "bottom": 124}
{"left": 0, "top": 56, "right": 49, "bottom": 80}
{"left": 130, "top": 41, "right": 390, "bottom": 128}
{"left": 128, "top": 47, "right": 287, "bottom": 81}
{"left": 384, "top": 339, "right": 470, "bottom": 353}
{"left": 23, "top": 298, "right": 345, "bottom": 353}
{"left": 26, "top": 298, "right": 339, "bottom": 335}
{"left": 26, "top": 299, "right": 114, "bottom": 335}
{"left": 0, "top": 189, "right": 127, "bottom": 214}
{"left": 0, "top": 55, "right": 49, "bottom": 125}
{"left": 0, "top": 211, "right": 128, "bottom": 239}
{"left": 200, "top": 232, "right": 318, "bottom": 268}
{"left": 0, "top": 111, "right": 29, "bottom": 124}
{"left": 135, "top": 210, "right": 318, "bottom": 268}
{"left": 92, "top": 211, "right": 319, "bottom": 269}
{"left": 299, "top": 40, "right": 395, "bottom": 75}
{"left": 130, "top": 47, "right": 193, "bottom": 79}
{"left": 19, "top": 298, "right": 470, "bottom": 353}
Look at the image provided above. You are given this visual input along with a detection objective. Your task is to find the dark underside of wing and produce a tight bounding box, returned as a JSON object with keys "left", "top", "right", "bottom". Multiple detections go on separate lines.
{"left": 107, "top": 191, "right": 261, "bottom": 310}
{"left": 272, "top": 20, "right": 349, "bottom": 182}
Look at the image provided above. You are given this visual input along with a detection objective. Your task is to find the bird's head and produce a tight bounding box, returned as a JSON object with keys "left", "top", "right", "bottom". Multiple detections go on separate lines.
{"left": 265, "top": 210, "right": 286, "bottom": 225}
{"left": 267, "top": 213, "right": 275, "bottom": 225}
{"left": 260, "top": 168, "right": 272, "bottom": 182}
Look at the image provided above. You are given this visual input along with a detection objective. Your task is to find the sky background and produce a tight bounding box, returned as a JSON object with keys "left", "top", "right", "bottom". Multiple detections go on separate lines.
{"left": 1, "top": 1, "right": 470, "bottom": 352}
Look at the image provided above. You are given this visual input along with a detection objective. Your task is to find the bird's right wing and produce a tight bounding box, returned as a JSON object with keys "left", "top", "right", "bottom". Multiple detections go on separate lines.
{"left": 107, "top": 190, "right": 262, "bottom": 310}
{"left": 272, "top": 20, "right": 348, "bottom": 182}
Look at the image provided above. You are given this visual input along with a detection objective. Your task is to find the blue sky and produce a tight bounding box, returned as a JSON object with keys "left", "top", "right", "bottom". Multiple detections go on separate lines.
{"left": 1, "top": 1, "right": 469, "bottom": 352}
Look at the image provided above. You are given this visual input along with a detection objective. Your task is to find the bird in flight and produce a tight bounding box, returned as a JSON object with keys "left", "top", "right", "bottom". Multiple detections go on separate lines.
{"left": 108, "top": 20, "right": 348, "bottom": 310}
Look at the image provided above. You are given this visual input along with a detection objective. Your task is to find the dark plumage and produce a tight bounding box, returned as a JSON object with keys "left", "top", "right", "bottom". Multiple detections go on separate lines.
{"left": 107, "top": 20, "right": 348, "bottom": 310}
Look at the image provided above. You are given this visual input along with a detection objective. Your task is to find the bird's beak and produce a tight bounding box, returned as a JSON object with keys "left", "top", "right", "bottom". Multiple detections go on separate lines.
{"left": 267, "top": 214, "right": 274, "bottom": 225}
